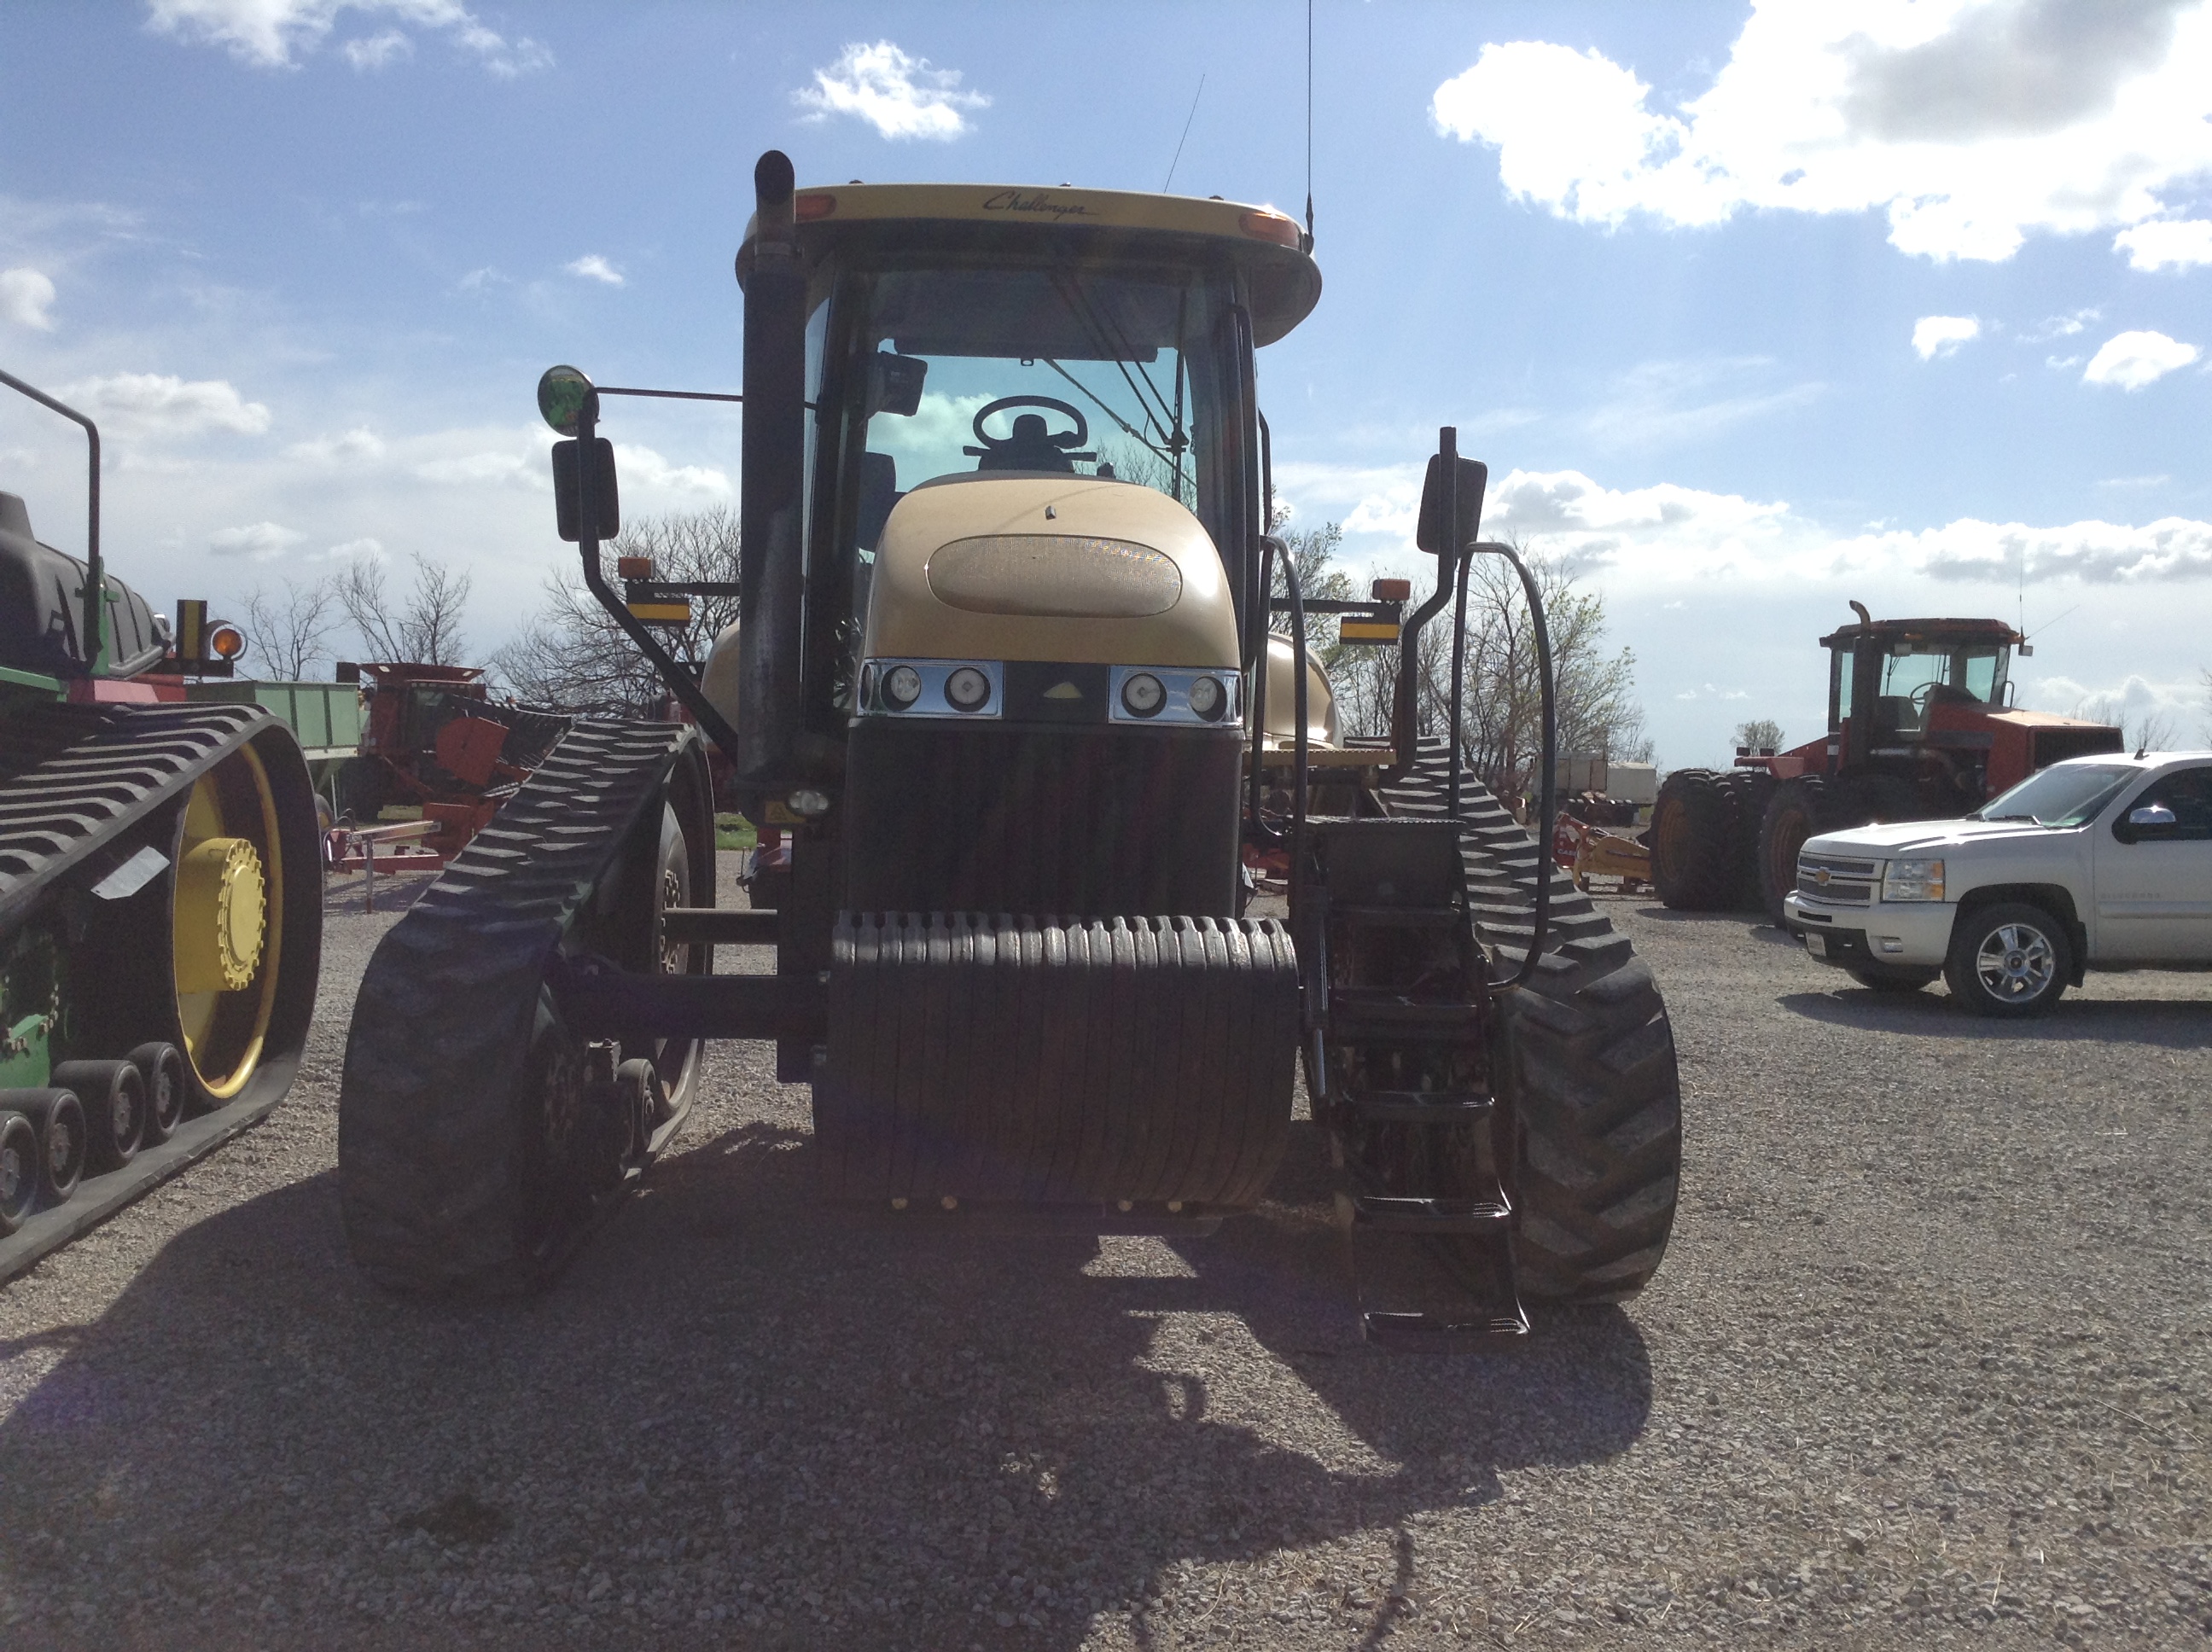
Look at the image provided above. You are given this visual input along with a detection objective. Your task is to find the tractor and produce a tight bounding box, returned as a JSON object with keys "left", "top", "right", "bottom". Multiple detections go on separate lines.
{"left": 1651, "top": 606, "right": 2125, "bottom": 927}
{"left": 0, "top": 369, "right": 322, "bottom": 1265}
{"left": 337, "top": 154, "right": 1682, "bottom": 1343}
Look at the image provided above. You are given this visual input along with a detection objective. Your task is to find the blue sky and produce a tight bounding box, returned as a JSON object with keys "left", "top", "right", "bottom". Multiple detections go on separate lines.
{"left": 3, "top": 1, "right": 2209, "bottom": 767}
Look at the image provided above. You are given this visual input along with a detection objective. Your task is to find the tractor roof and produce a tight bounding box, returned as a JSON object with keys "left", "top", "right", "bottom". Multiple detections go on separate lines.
{"left": 1819, "top": 617, "right": 2023, "bottom": 649}
{"left": 742, "top": 182, "right": 1323, "bottom": 346}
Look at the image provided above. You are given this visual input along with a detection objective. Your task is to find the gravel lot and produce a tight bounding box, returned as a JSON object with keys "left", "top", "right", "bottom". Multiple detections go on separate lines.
{"left": 2, "top": 856, "right": 2207, "bottom": 1649}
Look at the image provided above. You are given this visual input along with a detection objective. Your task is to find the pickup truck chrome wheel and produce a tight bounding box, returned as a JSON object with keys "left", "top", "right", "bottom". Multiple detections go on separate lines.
{"left": 1945, "top": 902, "right": 2070, "bottom": 1019}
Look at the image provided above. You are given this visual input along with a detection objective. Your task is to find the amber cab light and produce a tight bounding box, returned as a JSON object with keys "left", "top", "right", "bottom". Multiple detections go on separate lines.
{"left": 795, "top": 192, "right": 838, "bottom": 223}
{"left": 1239, "top": 210, "right": 1300, "bottom": 247}
{"left": 616, "top": 556, "right": 655, "bottom": 579}
{"left": 1370, "top": 578, "right": 1412, "bottom": 602}
{"left": 208, "top": 623, "right": 247, "bottom": 661}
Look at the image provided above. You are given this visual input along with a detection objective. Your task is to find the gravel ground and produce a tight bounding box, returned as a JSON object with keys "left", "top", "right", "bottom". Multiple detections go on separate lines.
{"left": 2, "top": 857, "right": 2207, "bottom": 1649}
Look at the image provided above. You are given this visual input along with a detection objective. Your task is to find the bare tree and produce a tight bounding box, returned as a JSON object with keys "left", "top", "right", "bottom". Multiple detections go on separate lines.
{"left": 491, "top": 507, "right": 741, "bottom": 715}
{"left": 2069, "top": 693, "right": 2178, "bottom": 753}
{"left": 241, "top": 575, "right": 338, "bottom": 680}
{"left": 1732, "top": 717, "right": 1785, "bottom": 753}
{"left": 337, "top": 552, "right": 474, "bottom": 666}
{"left": 1288, "top": 534, "right": 1652, "bottom": 792}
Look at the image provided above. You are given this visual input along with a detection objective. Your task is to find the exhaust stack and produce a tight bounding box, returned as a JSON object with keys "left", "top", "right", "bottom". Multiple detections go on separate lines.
{"left": 734, "top": 149, "right": 808, "bottom": 798}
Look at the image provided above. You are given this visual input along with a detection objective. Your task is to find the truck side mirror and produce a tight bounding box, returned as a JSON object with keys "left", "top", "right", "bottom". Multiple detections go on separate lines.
{"left": 2120, "top": 801, "right": 2178, "bottom": 843}
{"left": 551, "top": 437, "right": 620, "bottom": 543}
{"left": 1415, "top": 453, "right": 1487, "bottom": 555}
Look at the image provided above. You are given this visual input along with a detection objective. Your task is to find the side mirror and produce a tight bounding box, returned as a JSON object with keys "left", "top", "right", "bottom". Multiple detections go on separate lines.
{"left": 865, "top": 352, "right": 928, "bottom": 419}
{"left": 2130, "top": 802, "right": 2177, "bottom": 829}
{"left": 1415, "top": 453, "right": 1487, "bottom": 555}
{"left": 551, "top": 438, "right": 620, "bottom": 543}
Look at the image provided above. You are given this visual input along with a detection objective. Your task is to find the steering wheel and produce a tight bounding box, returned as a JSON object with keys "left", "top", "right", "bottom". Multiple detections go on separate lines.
{"left": 1906, "top": 681, "right": 1940, "bottom": 714}
{"left": 967, "top": 395, "right": 1090, "bottom": 455}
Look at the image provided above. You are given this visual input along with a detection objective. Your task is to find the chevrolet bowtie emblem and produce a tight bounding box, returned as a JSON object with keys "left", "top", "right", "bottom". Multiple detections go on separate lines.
{"left": 1815, "top": 868, "right": 1831, "bottom": 885}
{"left": 1044, "top": 682, "right": 1082, "bottom": 700}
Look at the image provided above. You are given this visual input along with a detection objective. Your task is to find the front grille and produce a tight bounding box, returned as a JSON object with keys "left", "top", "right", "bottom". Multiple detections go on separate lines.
{"left": 1797, "top": 852, "right": 1877, "bottom": 905}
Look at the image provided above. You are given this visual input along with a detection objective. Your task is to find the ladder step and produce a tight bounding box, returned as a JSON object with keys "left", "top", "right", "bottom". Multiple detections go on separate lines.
{"left": 1330, "top": 904, "right": 1463, "bottom": 929}
{"left": 1363, "top": 1307, "right": 1530, "bottom": 1347}
{"left": 1346, "top": 1089, "right": 1492, "bottom": 1125}
{"left": 1353, "top": 1195, "right": 1511, "bottom": 1235}
{"left": 1326, "top": 991, "right": 1484, "bottom": 1042}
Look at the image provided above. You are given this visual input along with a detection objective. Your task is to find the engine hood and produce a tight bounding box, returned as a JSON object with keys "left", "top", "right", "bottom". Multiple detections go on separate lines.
{"left": 1804, "top": 817, "right": 2076, "bottom": 857}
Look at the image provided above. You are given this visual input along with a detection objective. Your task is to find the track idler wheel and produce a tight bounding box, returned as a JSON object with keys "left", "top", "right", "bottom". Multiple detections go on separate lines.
{"left": 53, "top": 1061, "right": 148, "bottom": 1173}
{"left": 130, "top": 1042, "right": 189, "bottom": 1146}
{"left": 0, "top": 1111, "right": 38, "bottom": 1234}
{"left": 2, "top": 1088, "right": 88, "bottom": 1206}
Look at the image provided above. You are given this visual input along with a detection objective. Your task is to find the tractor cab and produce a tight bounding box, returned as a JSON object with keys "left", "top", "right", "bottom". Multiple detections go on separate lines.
{"left": 1821, "top": 616, "right": 2017, "bottom": 747}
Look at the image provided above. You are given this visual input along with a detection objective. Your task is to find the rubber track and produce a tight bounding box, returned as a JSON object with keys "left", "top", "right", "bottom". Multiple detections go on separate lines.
{"left": 818, "top": 913, "right": 1297, "bottom": 1209}
{"left": 0, "top": 701, "right": 273, "bottom": 932}
{"left": 338, "top": 719, "right": 689, "bottom": 1294}
{"left": 1378, "top": 742, "right": 1682, "bottom": 1300}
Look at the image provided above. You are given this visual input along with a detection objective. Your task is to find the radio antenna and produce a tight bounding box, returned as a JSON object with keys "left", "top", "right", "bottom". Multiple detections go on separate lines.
{"left": 1304, "top": 0, "right": 1315, "bottom": 248}
{"left": 1163, "top": 74, "right": 1205, "bottom": 192}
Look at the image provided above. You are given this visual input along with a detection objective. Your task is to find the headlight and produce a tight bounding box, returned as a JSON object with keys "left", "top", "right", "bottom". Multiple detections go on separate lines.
{"left": 882, "top": 665, "right": 923, "bottom": 709}
{"left": 1186, "top": 675, "right": 1225, "bottom": 720}
{"left": 945, "top": 666, "right": 991, "bottom": 712}
{"left": 1881, "top": 858, "right": 1945, "bottom": 902}
{"left": 1121, "top": 672, "right": 1165, "bottom": 717}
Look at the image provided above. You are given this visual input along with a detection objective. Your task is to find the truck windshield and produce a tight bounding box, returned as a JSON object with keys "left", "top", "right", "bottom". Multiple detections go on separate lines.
{"left": 1972, "top": 763, "right": 2136, "bottom": 827}
{"left": 849, "top": 263, "right": 1231, "bottom": 524}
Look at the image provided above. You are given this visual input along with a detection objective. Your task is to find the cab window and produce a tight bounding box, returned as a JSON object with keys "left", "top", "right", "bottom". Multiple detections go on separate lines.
{"left": 2118, "top": 767, "right": 2212, "bottom": 842}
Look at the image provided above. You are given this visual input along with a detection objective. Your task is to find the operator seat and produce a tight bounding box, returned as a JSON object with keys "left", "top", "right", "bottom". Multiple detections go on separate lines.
{"left": 978, "top": 413, "right": 1076, "bottom": 474}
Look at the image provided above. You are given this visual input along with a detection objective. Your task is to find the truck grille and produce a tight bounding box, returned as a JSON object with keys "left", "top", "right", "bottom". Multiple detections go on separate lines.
{"left": 1797, "top": 852, "right": 1877, "bottom": 905}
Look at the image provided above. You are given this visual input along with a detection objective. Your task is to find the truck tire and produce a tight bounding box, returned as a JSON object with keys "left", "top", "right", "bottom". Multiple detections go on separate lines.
{"left": 1650, "top": 769, "right": 1741, "bottom": 911}
{"left": 0, "top": 1112, "right": 36, "bottom": 1234}
{"left": 1757, "top": 776, "right": 1830, "bottom": 925}
{"left": 1944, "top": 901, "right": 2070, "bottom": 1018}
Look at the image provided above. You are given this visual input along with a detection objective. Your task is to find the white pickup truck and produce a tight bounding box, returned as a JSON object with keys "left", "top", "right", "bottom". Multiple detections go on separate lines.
{"left": 1783, "top": 751, "right": 2212, "bottom": 1016}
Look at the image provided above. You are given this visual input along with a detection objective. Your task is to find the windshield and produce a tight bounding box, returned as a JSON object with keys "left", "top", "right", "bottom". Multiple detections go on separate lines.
{"left": 1972, "top": 763, "right": 2137, "bottom": 827}
{"left": 1872, "top": 641, "right": 2009, "bottom": 733}
{"left": 850, "top": 264, "right": 1231, "bottom": 520}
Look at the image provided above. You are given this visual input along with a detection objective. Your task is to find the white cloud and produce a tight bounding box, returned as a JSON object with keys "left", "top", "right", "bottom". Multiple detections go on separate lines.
{"left": 145, "top": 0, "right": 550, "bottom": 77}
{"left": 795, "top": 40, "right": 988, "bottom": 141}
{"left": 208, "top": 521, "right": 305, "bottom": 559}
{"left": 284, "top": 427, "right": 385, "bottom": 463}
{"left": 563, "top": 254, "right": 624, "bottom": 287}
{"left": 2113, "top": 216, "right": 2212, "bottom": 269}
{"left": 341, "top": 28, "right": 409, "bottom": 69}
{"left": 1284, "top": 457, "right": 2212, "bottom": 589}
{"left": 0, "top": 268, "right": 56, "bottom": 330}
{"left": 1912, "top": 314, "right": 1982, "bottom": 359}
{"left": 2081, "top": 329, "right": 2201, "bottom": 388}
{"left": 2023, "top": 307, "right": 2098, "bottom": 340}
{"left": 1580, "top": 358, "right": 1822, "bottom": 447}
{"left": 611, "top": 444, "right": 731, "bottom": 499}
{"left": 1432, "top": 0, "right": 2212, "bottom": 262}
{"left": 62, "top": 372, "right": 271, "bottom": 437}
{"left": 325, "top": 536, "right": 384, "bottom": 561}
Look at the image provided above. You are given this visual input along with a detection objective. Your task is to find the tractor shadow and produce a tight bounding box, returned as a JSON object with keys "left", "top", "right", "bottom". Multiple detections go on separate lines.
{"left": 1779, "top": 987, "right": 2212, "bottom": 1047}
{"left": 0, "top": 1108, "right": 1652, "bottom": 1650}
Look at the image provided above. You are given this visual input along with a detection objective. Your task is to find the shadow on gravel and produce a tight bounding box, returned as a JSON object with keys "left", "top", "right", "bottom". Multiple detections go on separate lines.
{"left": 320, "top": 872, "right": 439, "bottom": 917}
{"left": 1780, "top": 987, "right": 2212, "bottom": 1046}
{"left": 0, "top": 1107, "right": 1653, "bottom": 1649}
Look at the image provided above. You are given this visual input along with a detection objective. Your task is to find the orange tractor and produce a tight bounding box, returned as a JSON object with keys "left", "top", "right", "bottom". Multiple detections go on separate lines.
{"left": 1651, "top": 607, "right": 2124, "bottom": 922}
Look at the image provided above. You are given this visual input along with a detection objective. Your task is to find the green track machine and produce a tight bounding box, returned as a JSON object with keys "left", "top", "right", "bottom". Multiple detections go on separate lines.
{"left": 0, "top": 369, "right": 322, "bottom": 1280}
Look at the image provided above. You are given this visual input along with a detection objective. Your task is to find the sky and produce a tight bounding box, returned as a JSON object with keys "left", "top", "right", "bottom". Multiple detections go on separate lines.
{"left": 3, "top": 0, "right": 2209, "bottom": 770}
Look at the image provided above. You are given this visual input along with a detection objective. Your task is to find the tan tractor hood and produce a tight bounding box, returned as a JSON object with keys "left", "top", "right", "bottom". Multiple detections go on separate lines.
{"left": 864, "top": 475, "right": 1240, "bottom": 669}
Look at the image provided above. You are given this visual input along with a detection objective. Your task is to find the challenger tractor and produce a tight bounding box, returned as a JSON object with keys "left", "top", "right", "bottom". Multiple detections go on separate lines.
{"left": 338, "top": 154, "right": 1683, "bottom": 1343}
{"left": 0, "top": 369, "right": 322, "bottom": 1270}
{"left": 1653, "top": 608, "right": 2124, "bottom": 932}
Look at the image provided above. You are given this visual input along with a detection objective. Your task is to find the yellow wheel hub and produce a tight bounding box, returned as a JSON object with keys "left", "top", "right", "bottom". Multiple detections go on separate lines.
{"left": 171, "top": 745, "right": 286, "bottom": 1102}
{"left": 174, "top": 836, "right": 267, "bottom": 993}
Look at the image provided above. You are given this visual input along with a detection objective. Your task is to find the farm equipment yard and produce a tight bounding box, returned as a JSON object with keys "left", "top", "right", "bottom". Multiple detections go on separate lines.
{"left": 0, "top": 858, "right": 2203, "bottom": 1650}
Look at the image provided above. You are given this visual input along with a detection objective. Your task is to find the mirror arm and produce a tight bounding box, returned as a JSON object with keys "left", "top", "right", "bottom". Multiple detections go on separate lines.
{"left": 0, "top": 368, "right": 103, "bottom": 672}
{"left": 573, "top": 397, "right": 744, "bottom": 764}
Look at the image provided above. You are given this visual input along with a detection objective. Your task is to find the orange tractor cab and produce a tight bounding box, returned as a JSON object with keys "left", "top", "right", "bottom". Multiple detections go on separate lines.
{"left": 1652, "top": 608, "right": 2124, "bottom": 922}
